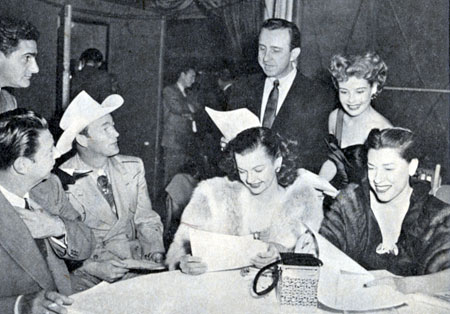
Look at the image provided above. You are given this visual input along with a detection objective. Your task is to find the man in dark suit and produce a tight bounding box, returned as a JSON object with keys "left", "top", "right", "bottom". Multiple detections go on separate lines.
{"left": 0, "top": 109, "right": 93, "bottom": 314}
{"left": 216, "top": 68, "right": 234, "bottom": 111}
{"left": 161, "top": 67, "right": 197, "bottom": 186}
{"left": 70, "top": 48, "right": 118, "bottom": 103}
{"left": 229, "top": 18, "right": 336, "bottom": 172}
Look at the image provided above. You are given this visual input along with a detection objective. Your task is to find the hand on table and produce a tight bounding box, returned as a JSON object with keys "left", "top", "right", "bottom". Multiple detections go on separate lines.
{"left": 179, "top": 254, "right": 207, "bottom": 275}
{"left": 86, "top": 259, "right": 129, "bottom": 282}
{"left": 250, "top": 243, "right": 280, "bottom": 269}
{"left": 144, "top": 252, "right": 165, "bottom": 263}
{"left": 15, "top": 208, "right": 65, "bottom": 238}
{"left": 19, "top": 290, "right": 73, "bottom": 314}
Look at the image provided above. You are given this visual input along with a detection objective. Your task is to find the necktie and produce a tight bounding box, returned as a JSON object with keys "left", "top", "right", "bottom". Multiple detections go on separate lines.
{"left": 97, "top": 175, "right": 117, "bottom": 215}
{"left": 24, "top": 198, "right": 48, "bottom": 258}
{"left": 262, "top": 79, "right": 280, "bottom": 128}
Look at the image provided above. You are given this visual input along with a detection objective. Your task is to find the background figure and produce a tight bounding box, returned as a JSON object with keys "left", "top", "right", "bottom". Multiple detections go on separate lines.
{"left": 319, "top": 52, "right": 392, "bottom": 189}
{"left": 70, "top": 48, "right": 118, "bottom": 102}
{"left": 0, "top": 16, "right": 39, "bottom": 113}
{"left": 216, "top": 68, "right": 234, "bottom": 111}
{"left": 161, "top": 66, "right": 198, "bottom": 187}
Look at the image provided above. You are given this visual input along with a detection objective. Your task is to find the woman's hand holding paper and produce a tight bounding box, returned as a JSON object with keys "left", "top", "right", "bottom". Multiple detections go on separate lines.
{"left": 250, "top": 243, "right": 280, "bottom": 268}
{"left": 179, "top": 254, "right": 208, "bottom": 275}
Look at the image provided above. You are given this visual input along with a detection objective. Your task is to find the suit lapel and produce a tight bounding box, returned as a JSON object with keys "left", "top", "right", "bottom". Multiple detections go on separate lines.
{"left": 60, "top": 156, "right": 117, "bottom": 226}
{"left": 0, "top": 192, "right": 55, "bottom": 290}
{"left": 272, "top": 72, "right": 305, "bottom": 130}
{"left": 103, "top": 157, "right": 133, "bottom": 242}
{"left": 252, "top": 74, "right": 265, "bottom": 119}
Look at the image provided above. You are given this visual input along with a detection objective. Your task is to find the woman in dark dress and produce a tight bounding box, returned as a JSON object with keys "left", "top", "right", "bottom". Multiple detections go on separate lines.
{"left": 319, "top": 52, "right": 392, "bottom": 189}
{"left": 319, "top": 128, "right": 450, "bottom": 294}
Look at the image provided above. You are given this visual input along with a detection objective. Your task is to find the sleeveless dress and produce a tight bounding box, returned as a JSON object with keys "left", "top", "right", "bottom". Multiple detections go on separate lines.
{"left": 326, "top": 109, "right": 368, "bottom": 190}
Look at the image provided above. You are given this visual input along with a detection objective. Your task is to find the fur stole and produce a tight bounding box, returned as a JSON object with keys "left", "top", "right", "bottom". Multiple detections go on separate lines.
{"left": 166, "top": 176, "right": 323, "bottom": 269}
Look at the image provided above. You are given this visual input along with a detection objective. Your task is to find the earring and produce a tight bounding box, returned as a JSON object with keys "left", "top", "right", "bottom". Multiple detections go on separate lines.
{"left": 276, "top": 167, "right": 280, "bottom": 173}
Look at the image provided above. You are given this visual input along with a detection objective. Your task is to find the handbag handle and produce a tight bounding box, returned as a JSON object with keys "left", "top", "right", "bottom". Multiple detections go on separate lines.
{"left": 252, "top": 259, "right": 281, "bottom": 296}
{"left": 252, "top": 224, "right": 322, "bottom": 297}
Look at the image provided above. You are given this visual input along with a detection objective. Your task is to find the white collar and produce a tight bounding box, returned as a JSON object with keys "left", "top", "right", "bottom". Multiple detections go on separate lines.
{"left": 177, "top": 82, "right": 186, "bottom": 97}
{"left": 0, "top": 184, "right": 29, "bottom": 208}
{"left": 223, "top": 83, "right": 233, "bottom": 91}
{"left": 268, "top": 68, "right": 297, "bottom": 87}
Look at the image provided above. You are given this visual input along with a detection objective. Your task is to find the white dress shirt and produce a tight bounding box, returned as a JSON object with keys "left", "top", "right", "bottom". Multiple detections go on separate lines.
{"left": 260, "top": 68, "right": 297, "bottom": 122}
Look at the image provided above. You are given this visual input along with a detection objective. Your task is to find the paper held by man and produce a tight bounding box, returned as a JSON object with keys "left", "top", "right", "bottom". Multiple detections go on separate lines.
{"left": 205, "top": 106, "right": 260, "bottom": 141}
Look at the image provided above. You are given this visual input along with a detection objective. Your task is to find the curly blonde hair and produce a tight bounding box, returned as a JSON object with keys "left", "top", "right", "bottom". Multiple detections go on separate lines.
{"left": 329, "top": 52, "right": 387, "bottom": 97}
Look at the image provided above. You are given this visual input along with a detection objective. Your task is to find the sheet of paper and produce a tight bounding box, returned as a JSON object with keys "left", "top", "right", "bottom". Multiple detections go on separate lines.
{"left": 314, "top": 232, "right": 369, "bottom": 275}
{"left": 190, "top": 229, "right": 269, "bottom": 272}
{"left": 205, "top": 106, "right": 261, "bottom": 141}
{"left": 311, "top": 232, "right": 407, "bottom": 311}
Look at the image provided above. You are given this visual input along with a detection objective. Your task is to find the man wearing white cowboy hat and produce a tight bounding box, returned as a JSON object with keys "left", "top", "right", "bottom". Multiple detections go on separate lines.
{"left": 57, "top": 91, "right": 165, "bottom": 291}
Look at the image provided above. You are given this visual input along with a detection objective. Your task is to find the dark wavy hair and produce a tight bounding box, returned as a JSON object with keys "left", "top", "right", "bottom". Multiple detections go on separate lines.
{"left": 0, "top": 16, "right": 39, "bottom": 56}
{"left": 80, "top": 48, "right": 103, "bottom": 63}
{"left": 0, "top": 108, "right": 48, "bottom": 170}
{"left": 365, "top": 127, "right": 416, "bottom": 162}
{"left": 329, "top": 52, "right": 387, "bottom": 97}
{"left": 220, "top": 127, "right": 300, "bottom": 187}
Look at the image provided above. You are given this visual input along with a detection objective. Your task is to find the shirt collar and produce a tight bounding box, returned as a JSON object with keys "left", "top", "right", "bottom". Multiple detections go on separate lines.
{"left": 0, "top": 184, "right": 29, "bottom": 208}
{"left": 268, "top": 68, "right": 297, "bottom": 88}
{"left": 177, "top": 82, "right": 186, "bottom": 97}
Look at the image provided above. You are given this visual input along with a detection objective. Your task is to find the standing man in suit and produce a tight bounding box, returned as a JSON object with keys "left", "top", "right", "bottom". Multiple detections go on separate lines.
{"left": 70, "top": 48, "right": 118, "bottom": 102}
{"left": 0, "top": 109, "right": 93, "bottom": 314}
{"left": 216, "top": 68, "right": 234, "bottom": 111}
{"left": 161, "top": 66, "right": 197, "bottom": 186}
{"left": 229, "top": 18, "right": 335, "bottom": 172}
{"left": 56, "top": 91, "right": 165, "bottom": 291}
{"left": 0, "top": 17, "right": 39, "bottom": 113}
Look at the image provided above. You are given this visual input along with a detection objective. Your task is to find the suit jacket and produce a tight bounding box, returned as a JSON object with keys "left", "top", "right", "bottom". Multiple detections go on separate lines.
{"left": 60, "top": 154, "right": 164, "bottom": 264}
{"left": 0, "top": 174, "right": 93, "bottom": 313}
{"left": 70, "top": 66, "right": 116, "bottom": 102}
{"left": 0, "top": 89, "right": 17, "bottom": 114}
{"left": 229, "top": 72, "right": 336, "bottom": 172}
{"left": 161, "top": 84, "right": 196, "bottom": 151}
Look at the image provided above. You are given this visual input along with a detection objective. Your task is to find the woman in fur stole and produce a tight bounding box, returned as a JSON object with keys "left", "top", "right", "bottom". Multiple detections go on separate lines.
{"left": 317, "top": 128, "right": 450, "bottom": 294}
{"left": 166, "top": 127, "right": 334, "bottom": 274}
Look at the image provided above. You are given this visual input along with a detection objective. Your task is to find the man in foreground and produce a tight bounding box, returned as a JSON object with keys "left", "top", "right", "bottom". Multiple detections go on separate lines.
{"left": 0, "top": 109, "right": 93, "bottom": 314}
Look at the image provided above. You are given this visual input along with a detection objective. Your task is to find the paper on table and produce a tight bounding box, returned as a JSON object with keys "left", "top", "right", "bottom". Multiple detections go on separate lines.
{"left": 190, "top": 229, "right": 269, "bottom": 272}
{"left": 311, "top": 232, "right": 407, "bottom": 311}
{"left": 205, "top": 107, "right": 261, "bottom": 141}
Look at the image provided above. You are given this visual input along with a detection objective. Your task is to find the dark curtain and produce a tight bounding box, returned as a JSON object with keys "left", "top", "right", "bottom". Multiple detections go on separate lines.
{"left": 197, "top": 0, "right": 263, "bottom": 72}
{"left": 150, "top": 0, "right": 263, "bottom": 70}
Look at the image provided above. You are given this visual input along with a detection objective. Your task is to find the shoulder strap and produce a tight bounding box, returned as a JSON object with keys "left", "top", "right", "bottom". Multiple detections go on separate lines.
{"left": 335, "top": 109, "right": 345, "bottom": 147}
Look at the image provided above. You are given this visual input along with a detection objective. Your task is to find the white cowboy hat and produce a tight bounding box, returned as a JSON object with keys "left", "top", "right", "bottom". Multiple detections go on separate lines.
{"left": 56, "top": 91, "right": 124, "bottom": 155}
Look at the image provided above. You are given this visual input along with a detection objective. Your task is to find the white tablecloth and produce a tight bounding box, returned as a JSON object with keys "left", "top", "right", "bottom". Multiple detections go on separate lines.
{"left": 68, "top": 270, "right": 449, "bottom": 314}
